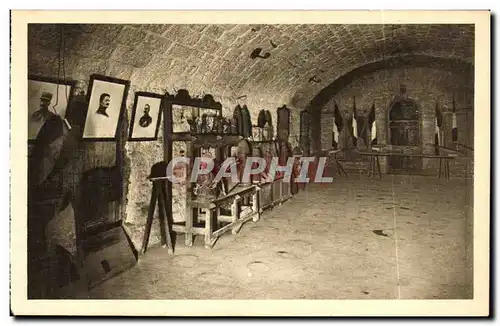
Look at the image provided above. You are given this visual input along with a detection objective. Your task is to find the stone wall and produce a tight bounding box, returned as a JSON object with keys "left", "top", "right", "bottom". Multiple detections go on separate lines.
{"left": 320, "top": 110, "right": 334, "bottom": 151}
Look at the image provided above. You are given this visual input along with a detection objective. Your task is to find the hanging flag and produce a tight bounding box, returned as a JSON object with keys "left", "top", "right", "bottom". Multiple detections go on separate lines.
{"left": 332, "top": 117, "right": 339, "bottom": 148}
{"left": 332, "top": 101, "right": 342, "bottom": 148}
{"left": 352, "top": 97, "right": 358, "bottom": 147}
{"left": 334, "top": 101, "right": 344, "bottom": 132}
{"left": 368, "top": 102, "right": 377, "bottom": 146}
{"left": 452, "top": 97, "right": 458, "bottom": 143}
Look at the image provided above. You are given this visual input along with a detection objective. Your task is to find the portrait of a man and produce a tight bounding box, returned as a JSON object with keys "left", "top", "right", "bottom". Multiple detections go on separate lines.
{"left": 82, "top": 75, "right": 129, "bottom": 140}
{"left": 31, "top": 92, "right": 56, "bottom": 122}
{"left": 96, "top": 93, "right": 111, "bottom": 117}
{"left": 28, "top": 77, "right": 74, "bottom": 141}
{"left": 129, "top": 92, "right": 163, "bottom": 141}
{"left": 139, "top": 104, "right": 153, "bottom": 128}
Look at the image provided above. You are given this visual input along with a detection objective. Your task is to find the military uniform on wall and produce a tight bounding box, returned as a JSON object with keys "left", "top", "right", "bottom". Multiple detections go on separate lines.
{"left": 31, "top": 92, "right": 56, "bottom": 122}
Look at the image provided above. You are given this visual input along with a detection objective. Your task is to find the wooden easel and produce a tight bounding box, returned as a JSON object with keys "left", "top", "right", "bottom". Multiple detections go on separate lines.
{"left": 140, "top": 176, "right": 174, "bottom": 255}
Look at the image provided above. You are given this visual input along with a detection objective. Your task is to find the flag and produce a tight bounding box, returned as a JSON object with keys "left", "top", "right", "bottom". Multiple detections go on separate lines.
{"left": 334, "top": 101, "right": 344, "bottom": 132}
{"left": 368, "top": 102, "right": 377, "bottom": 146}
{"left": 352, "top": 97, "right": 358, "bottom": 147}
{"left": 332, "top": 101, "right": 342, "bottom": 148}
{"left": 452, "top": 97, "right": 458, "bottom": 143}
{"left": 332, "top": 118, "right": 339, "bottom": 148}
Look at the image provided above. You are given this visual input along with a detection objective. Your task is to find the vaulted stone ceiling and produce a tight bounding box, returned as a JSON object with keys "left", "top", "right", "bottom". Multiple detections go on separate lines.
{"left": 28, "top": 23, "right": 474, "bottom": 109}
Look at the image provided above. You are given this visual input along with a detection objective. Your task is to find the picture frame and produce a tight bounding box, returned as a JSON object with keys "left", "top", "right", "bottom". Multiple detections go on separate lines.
{"left": 27, "top": 75, "right": 76, "bottom": 143}
{"left": 128, "top": 92, "right": 163, "bottom": 141}
{"left": 82, "top": 74, "right": 130, "bottom": 141}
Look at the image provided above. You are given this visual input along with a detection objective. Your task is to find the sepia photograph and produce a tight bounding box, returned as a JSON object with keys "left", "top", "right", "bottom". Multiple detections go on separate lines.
{"left": 82, "top": 74, "right": 130, "bottom": 140}
{"left": 128, "top": 92, "right": 163, "bottom": 141}
{"left": 10, "top": 10, "right": 490, "bottom": 317}
{"left": 27, "top": 76, "right": 75, "bottom": 141}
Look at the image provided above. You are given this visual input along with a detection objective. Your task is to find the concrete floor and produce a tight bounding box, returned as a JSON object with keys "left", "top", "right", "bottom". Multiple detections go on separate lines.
{"left": 71, "top": 174, "right": 473, "bottom": 300}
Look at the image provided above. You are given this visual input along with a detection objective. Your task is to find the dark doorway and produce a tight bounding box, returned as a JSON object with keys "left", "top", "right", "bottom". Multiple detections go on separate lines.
{"left": 388, "top": 99, "right": 422, "bottom": 173}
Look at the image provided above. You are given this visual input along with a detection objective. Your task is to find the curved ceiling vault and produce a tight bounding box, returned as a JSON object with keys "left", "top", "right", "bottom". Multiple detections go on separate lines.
{"left": 28, "top": 23, "right": 474, "bottom": 109}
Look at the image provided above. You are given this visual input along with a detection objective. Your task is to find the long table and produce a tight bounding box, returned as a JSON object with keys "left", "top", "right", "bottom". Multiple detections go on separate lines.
{"left": 357, "top": 150, "right": 463, "bottom": 181}
{"left": 178, "top": 184, "right": 261, "bottom": 248}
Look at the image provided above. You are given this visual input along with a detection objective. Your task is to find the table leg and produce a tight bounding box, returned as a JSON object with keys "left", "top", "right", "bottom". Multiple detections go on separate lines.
{"left": 158, "top": 186, "right": 174, "bottom": 254}
{"left": 446, "top": 159, "right": 451, "bottom": 180}
{"left": 437, "top": 158, "right": 443, "bottom": 182}
{"left": 335, "top": 157, "right": 343, "bottom": 176}
{"left": 204, "top": 208, "right": 213, "bottom": 249}
{"left": 443, "top": 159, "right": 448, "bottom": 180}
{"left": 216, "top": 205, "right": 221, "bottom": 229}
{"left": 258, "top": 188, "right": 264, "bottom": 214}
{"left": 376, "top": 156, "right": 382, "bottom": 179}
{"left": 252, "top": 188, "right": 261, "bottom": 222}
{"left": 337, "top": 160, "right": 347, "bottom": 177}
{"left": 140, "top": 182, "right": 158, "bottom": 255}
{"left": 157, "top": 198, "right": 167, "bottom": 248}
{"left": 368, "top": 156, "right": 373, "bottom": 178}
{"left": 185, "top": 206, "right": 194, "bottom": 247}
{"left": 278, "top": 179, "right": 283, "bottom": 205}
{"left": 231, "top": 195, "right": 240, "bottom": 223}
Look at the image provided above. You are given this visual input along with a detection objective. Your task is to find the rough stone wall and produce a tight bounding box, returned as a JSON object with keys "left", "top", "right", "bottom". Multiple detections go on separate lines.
{"left": 322, "top": 66, "right": 474, "bottom": 175}
{"left": 320, "top": 110, "right": 334, "bottom": 151}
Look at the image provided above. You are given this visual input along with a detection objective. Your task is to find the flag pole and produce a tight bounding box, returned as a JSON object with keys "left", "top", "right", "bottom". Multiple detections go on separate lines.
{"left": 435, "top": 101, "right": 441, "bottom": 154}
{"left": 452, "top": 96, "right": 458, "bottom": 150}
{"left": 352, "top": 96, "right": 357, "bottom": 148}
{"left": 370, "top": 101, "right": 377, "bottom": 148}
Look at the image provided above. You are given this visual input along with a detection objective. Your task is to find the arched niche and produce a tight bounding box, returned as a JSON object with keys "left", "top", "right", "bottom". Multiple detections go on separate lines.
{"left": 387, "top": 87, "right": 422, "bottom": 173}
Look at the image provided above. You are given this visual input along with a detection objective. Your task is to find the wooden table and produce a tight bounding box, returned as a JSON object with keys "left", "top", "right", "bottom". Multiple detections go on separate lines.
{"left": 174, "top": 184, "right": 261, "bottom": 249}
{"left": 357, "top": 151, "right": 461, "bottom": 181}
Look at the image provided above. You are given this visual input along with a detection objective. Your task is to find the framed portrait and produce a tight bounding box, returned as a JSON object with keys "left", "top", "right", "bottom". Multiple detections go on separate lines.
{"left": 28, "top": 75, "right": 76, "bottom": 142}
{"left": 82, "top": 74, "right": 130, "bottom": 141}
{"left": 128, "top": 92, "right": 163, "bottom": 141}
